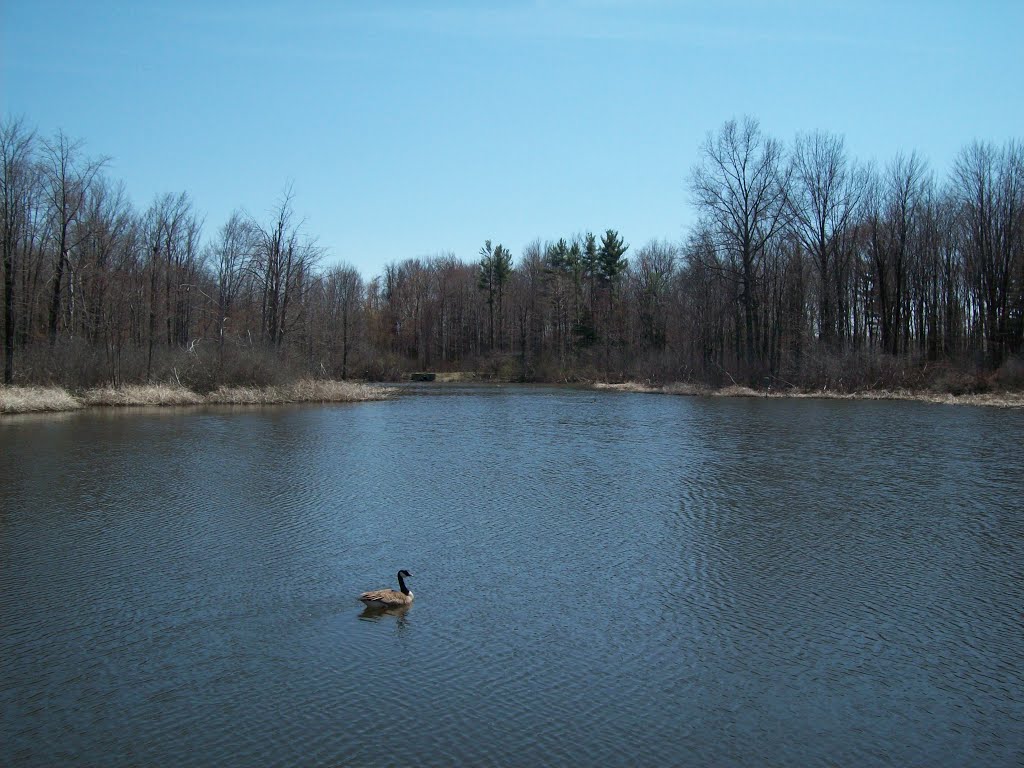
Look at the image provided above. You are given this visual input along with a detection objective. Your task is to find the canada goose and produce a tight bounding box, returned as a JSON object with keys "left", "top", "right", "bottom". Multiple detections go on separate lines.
{"left": 359, "top": 570, "right": 414, "bottom": 607}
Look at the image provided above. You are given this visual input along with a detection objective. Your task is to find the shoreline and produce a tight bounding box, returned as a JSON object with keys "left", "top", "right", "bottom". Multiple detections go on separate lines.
{"left": 590, "top": 381, "right": 1024, "bottom": 409}
{"left": 4, "top": 378, "right": 1023, "bottom": 416}
{"left": 0, "top": 380, "right": 396, "bottom": 415}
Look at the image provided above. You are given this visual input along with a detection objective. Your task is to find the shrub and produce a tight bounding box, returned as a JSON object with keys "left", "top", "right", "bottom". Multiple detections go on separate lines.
{"left": 993, "top": 355, "right": 1024, "bottom": 390}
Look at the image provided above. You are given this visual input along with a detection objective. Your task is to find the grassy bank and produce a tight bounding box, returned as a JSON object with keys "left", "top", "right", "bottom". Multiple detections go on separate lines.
{"left": 6, "top": 378, "right": 1021, "bottom": 416}
{"left": 591, "top": 381, "right": 1024, "bottom": 408}
{"left": 1, "top": 380, "right": 395, "bottom": 415}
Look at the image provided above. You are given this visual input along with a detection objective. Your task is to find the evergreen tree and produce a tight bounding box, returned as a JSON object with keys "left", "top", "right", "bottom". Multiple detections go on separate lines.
{"left": 479, "top": 239, "right": 512, "bottom": 351}
{"left": 598, "top": 228, "right": 628, "bottom": 283}
{"left": 578, "top": 232, "right": 600, "bottom": 346}
{"left": 598, "top": 229, "right": 629, "bottom": 374}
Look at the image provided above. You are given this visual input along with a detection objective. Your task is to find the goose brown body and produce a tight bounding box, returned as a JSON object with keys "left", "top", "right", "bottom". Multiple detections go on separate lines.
{"left": 359, "top": 570, "right": 414, "bottom": 607}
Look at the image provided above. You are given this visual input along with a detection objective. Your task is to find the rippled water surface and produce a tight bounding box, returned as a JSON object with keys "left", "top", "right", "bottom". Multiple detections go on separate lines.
{"left": 2, "top": 386, "right": 1023, "bottom": 767}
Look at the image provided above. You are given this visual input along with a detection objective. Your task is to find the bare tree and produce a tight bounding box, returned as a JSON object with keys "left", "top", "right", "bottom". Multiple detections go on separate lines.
{"left": 431, "top": 251, "right": 463, "bottom": 365}
{"left": 691, "top": 117, "right": 791, "bottom": 369}
{"left": 253, "top": 187, "right": 322, "bottom": 348}
{"left": 212, "top": 210, "right": 256, "bottom": 371}
{"left": 40, "top": 131, "right": 107, "bottom": 345}
{"left": 77, "top": 176, "right": 133, "bottom": 345}
{"left": 952, "top": 141, "right": 1024, "bottom": 367}
{"left": 143, "top": 192, "right": 195, "bottom": 378}
{"left": 790, "top": 131, "right": 863, "bottom": 350}
{"left": 323, "top": 263, "right": 364, "bottom": 378}
{"left": 864, "top": 154, "right": 929, "bottom": 356}
{"left": 1, "top": 117, "right": 36, "bottom": 383}
{"left": 678, "top": 226, "right": 736, "bottom": 378}
{"left": 631, "top": 239, "right": 677, "bottom": 355}
{"left": 101, "top": 214, "right": 144, "bottom": 385}
{"left": 514, "top": 240, "right": 547, "bottom": 378}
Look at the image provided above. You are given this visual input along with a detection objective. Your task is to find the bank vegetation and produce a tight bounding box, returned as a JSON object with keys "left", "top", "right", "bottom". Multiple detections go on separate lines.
{"left": 0, "top": 380, "right": 393, "bottom": 414}
{"left": 2, "top": 116, "right": 1022, "bottom": 408}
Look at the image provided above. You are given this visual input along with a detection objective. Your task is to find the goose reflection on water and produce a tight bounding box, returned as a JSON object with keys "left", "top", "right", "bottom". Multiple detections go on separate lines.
{"left": 357, "top": 602, "right": 412, "bottom": 625}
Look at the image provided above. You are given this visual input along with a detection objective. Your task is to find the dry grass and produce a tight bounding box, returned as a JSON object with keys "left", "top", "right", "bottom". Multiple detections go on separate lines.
{"left": 590, "top": 380, "right": 1024, "bottom": 408}
{"left": 712, "top": 384, "right": 761, "bottom": 398}
{"left": 787, "top": 388, "right": 1024, "bottom": 409}
{"left": 206, "top": 380, "right": 394, "bottom": 405}
{"left": 593, "top": 381, "right": 762, "bottom": 397}
{"left": 0, "top": 386, "right": 82, "bottom": 414}
{"left": 81, "top": 384, "right": 204, "bottom": 407}
{"left": 433, "top": 371, "right": 483, "bottom": 383}
{"left": 285, "top": 379, "right": 395, "bottom": 402}
{"left": 591, "top": 381, "right": 662, "bottom": 394}
{"left": 1, "top": 379, "right": 394, "bottom": 415}
{"left": 204, "top": 385, "right": 272, "bottom": 405}
{"left": 6, "top": 378, "right": 1020, "bottom": 415}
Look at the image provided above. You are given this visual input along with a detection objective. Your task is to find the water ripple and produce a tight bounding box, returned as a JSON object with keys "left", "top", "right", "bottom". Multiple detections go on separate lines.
{"left": 2, "top": 392, "right": 1023, "bottom": 767}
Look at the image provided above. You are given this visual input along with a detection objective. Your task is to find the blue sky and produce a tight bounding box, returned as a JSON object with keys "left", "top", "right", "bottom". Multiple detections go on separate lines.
{"left": 3, "top": 1, "right": 1022, "bottom": 279}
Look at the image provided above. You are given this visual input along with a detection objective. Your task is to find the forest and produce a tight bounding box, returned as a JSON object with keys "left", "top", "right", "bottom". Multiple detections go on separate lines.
{"left": 2, "top": 115, "right": 1022, "bottom": 394}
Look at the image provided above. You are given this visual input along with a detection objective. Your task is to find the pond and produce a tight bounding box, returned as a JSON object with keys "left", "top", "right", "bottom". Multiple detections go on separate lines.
{"left": 2, "top": 386, "right": 1022, "bottom": 767}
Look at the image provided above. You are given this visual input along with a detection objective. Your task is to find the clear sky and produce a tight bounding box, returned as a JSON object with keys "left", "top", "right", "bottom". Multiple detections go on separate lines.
{"left": 3, "top": 0, "right": 1022, "bottom": 279}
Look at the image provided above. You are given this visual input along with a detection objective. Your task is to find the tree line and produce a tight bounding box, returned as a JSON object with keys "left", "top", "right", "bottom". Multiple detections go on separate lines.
{"left": 2, "top": 115, "right": 1022, "bottom": 391}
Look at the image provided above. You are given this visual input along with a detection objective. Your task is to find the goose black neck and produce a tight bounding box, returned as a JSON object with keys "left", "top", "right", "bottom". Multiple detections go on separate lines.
{"left": 397, "top": 572, "right": 410, "bottom": 595}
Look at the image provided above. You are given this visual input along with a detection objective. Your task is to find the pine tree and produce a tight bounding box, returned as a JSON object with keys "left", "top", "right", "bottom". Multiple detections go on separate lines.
{"left": 598, "top": 229, "right": 628, "bottom": 283}
{"left": 598, "top": 229, "right": 629, "bottom": 374}
{"left": 479, "top": 240, "right": 512, "bottom": 352}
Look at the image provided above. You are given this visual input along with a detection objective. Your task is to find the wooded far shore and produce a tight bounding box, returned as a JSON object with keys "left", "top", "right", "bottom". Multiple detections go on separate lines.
{"left": 3, "top": 116, "right": 1022, "bottom": 404}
